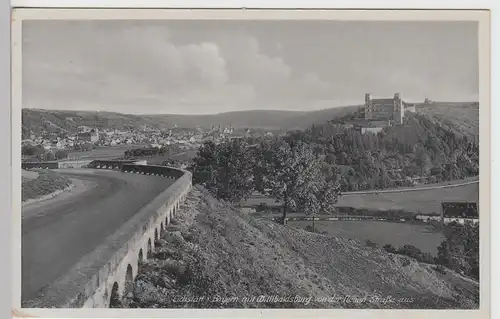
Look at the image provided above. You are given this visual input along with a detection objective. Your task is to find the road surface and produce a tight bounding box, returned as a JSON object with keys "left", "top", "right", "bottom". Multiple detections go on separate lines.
{"left": 340, "top": 177, "right": 479, "bottom": 196}
{"left": 21, "top": 168, "right": 175, "bottom": 303}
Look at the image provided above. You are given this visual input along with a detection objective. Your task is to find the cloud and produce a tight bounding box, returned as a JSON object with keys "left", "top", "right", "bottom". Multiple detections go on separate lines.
{"left": 23, "top": 23, "right": 234, "bottom": 112}
{"left": 214, "top": 35, "right": 331, "bottom": 102}
{"left": 182, "top": 42, "right": 228, "bottom": 87}
{"left": 23, "top": 24, "right": 334, "bottom": 113}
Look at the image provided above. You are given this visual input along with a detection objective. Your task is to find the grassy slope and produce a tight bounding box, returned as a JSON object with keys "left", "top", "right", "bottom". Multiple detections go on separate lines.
{"left": 22, "top": 170, "right": 72, "bottom": 201}
{"left": 122, "top": 186, "right": 479, "bottom": 309}
{"left": 416, "top": 102, "right": 479, "bottom": 140}
{"left": 288, "top": 220, "right": 445, "bottom": 256}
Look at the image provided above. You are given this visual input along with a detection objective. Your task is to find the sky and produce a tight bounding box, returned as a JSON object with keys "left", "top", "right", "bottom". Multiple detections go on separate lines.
{"left": 22, "top": 20, "right": 479, "bottom": 115}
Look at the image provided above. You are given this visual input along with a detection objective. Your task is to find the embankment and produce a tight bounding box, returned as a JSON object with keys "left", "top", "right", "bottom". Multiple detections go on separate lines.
{"left": 118, "top": 186, "right": 479, "bottom": 309}
{"left": 22, "top": 170, "right": 72, "bottom": 202}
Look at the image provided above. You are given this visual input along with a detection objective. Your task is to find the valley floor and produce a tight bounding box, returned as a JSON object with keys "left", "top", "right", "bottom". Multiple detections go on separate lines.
{"left": 119, "top": 186, "right": 479, "bottom": 309}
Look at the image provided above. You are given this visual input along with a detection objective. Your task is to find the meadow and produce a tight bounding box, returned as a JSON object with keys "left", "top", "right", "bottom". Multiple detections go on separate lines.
{"left": 244, "top": 179, "right": 479, "bottom": 215}
{"left": 67, "top": 144, "right": 141, "bottom": 160}
{"left": 289, "top": 220, "right": 445, "bottom": 256}
{"left": 337, "top": 182, "right": 479, "bottom": 215}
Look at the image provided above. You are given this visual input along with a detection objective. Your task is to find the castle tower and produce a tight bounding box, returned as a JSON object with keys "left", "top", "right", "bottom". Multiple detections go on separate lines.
{"left": 393, "top": 93, "right": 404, "bottom": 125}
{"left": 364, "top": 93, "right": 372, "bottom": 120}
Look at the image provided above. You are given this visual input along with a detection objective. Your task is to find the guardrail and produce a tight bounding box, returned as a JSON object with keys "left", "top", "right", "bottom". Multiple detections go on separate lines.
{"left": 21, "top": 161, "right": 59, "bottom": 169}
{"left": 86, "top": 159, "right": 139, "bottom": 170}
{"left": 23, "top": 164, "right": 193, "bottom": 308}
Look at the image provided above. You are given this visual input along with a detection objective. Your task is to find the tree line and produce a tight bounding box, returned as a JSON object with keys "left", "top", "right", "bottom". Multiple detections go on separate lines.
{"left": 189, "top": 137, "right": 341, "bottom": 224}
{"left": 21, "top": 144, "right": 68, "bottom": 162}
{"left": 123, "top": 144, "right": 183, "bottom": 159}
{"left": 288, "top": 114, "right": 479, "bottom": 191}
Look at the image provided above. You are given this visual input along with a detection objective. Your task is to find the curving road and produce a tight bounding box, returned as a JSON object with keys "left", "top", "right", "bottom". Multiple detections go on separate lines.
{"left": 21, "top": 169, "right": 175, "bottom": 303}
{"left": 341, "top": 177, "right": 479, "bottom": 196}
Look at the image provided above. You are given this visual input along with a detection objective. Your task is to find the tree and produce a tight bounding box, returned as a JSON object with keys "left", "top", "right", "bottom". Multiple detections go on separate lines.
{"left": 22, "top": 144, "right": 45, "bottom": 156}
{"left": 45, "top": 151, "right": 55, "bottom": 161}
{"left": 191, "top": 141, "right": 218, "bottom": 187}
{"left": 190, "top": 139, "right": 255, "bottom": 204}
{"left": 54, "top": 149, "right": 68, "bottom": 160}
{"left": 383, "top": 244, "right": 397, "bottom": 254}
{"left": 213, "top": 139, "right": 255, "bottom": 203}
{"left": 255, "top": 139, "right": 339, "bottom": 225}
{"left": 436, "top": 221, "right": 479, "bottom": 279}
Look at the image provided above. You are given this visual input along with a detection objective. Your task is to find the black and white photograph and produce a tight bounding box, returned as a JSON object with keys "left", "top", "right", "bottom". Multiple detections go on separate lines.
{"left": 12, "top": 8, "right": 490, "bottom": 315}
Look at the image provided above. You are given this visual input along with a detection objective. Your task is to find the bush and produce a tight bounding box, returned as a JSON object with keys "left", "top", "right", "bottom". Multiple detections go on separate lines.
{"left": 432, "top": 264, "right": 447, "bottom": 275}
{"left": 383, "top": 244, "right": 397, "bottom": 253}
{"left": 396, "top": 244, "right": 422, "bottom": 259}
{"left": 55, "top": 149, "right": 68, "bottom": 160}
{"left": 257, "top": 203, "right": 268, "bottom": 212}
{"left": 365, "top": 239, "right": 378, "bottom": 248}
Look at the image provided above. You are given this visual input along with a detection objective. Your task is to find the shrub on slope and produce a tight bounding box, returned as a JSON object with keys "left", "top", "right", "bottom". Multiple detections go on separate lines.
{"left": 123, "top": 186, "right": 479, "bottom": 309}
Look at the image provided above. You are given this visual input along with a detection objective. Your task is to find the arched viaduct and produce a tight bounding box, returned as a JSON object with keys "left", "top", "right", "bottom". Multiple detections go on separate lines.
{"left": 23, "top": 160, "right": 192, "bottom": 308}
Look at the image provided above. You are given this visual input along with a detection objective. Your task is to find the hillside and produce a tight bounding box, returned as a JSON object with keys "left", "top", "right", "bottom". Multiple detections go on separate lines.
{"left": 288, "top": 112, "right": 479, "bottom": 192}
{"left": 416, "top": 102, "right": 479, "bottom": 140}
{"left": 22, "top": 108, "right": 162, "bottom": 138}
{"left": 22, "top": 102, "right": 478, "bottom": 139}
{"left": 21, "top": 106, "right": 361, "bottom": 138}
{"left": 118, "top": 186, "right": 479, "bottom": 309}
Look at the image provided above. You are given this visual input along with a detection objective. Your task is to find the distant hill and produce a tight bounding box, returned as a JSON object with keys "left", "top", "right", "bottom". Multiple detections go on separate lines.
{"left": 21, "top": 102, "right": 478, "bottom": 139}
{"left": 21, "top": 106, "right": 362, "bottom": 138}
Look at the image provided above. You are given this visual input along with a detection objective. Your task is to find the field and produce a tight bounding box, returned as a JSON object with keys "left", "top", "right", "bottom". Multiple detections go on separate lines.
{"left": 67, "top": 145, "right": 140, "bottom": 160}
{"left": 22, "top": 170, "right": 39, "bottom": 180}
{"left": 244, "top": 179, "right": 479, "bottom": 215}
{"left": 145, "top": 150, "right": 198, "bottom": 165}
{"left": 337, "top": 182, "right": 478, "bottom": 214}
{"left": 288, "top": 220, "right": 444, "bottom": 256}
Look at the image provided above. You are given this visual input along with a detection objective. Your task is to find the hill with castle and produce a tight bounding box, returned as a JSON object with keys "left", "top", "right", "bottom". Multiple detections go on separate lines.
{"left": 22, "top": 95, "right": 478, "bottom": 139}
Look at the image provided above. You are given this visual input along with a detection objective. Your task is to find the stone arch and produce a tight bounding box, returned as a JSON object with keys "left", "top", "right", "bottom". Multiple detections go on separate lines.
{"left": 109, "top": 282, "right": 120, "bottom": 308}
{"left": 154, "top": 228, "right": 159, "bottom": 248}
{"left": 147, "top": 238, "right": 152, "bottom": 258}
{"left": 124, "top": 264, "right": 134, "bottom": 297}
{"left": 138, "top": 249, "right": 144, "bottom": 265}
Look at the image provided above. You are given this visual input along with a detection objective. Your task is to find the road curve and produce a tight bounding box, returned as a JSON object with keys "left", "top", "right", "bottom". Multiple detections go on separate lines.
{"left": 21, "top": 169, "right": 175, "bottom": 303}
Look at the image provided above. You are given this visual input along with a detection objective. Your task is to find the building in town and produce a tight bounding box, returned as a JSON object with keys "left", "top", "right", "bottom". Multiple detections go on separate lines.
{"left": 77, "top": 128, "right": 99, "bottom": 143}
{"left": 441, "top": 202, "right": 479, "bottom": 225}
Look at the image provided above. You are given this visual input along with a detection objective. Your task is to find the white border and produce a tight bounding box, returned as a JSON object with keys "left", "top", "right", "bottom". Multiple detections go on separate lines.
{"left": 9, "top": 7, "right": 492, "bottom": 319}
{"left": 8, "top": 0, "right": 496, "bottom": 9}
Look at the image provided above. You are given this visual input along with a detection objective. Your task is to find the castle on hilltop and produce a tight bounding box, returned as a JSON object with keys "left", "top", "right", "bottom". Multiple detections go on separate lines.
{"left": 363, "top": 93, "right": 416, "bottom": 126}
